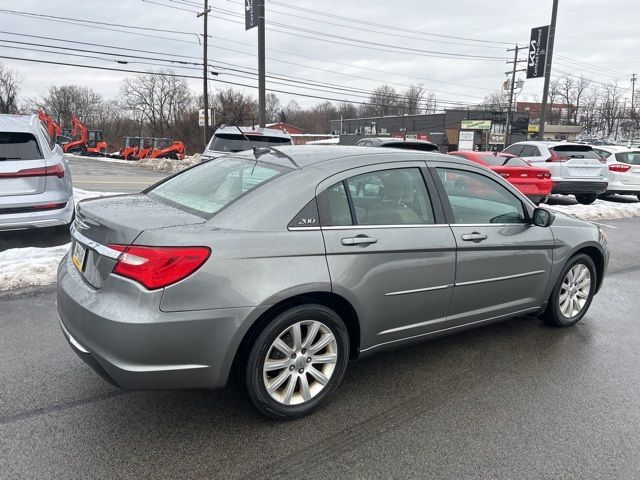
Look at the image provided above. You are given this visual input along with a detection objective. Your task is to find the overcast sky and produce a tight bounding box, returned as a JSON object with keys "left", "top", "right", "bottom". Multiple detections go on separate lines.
{"left": 1, "top": 0, "right": 637, "bottom": 111}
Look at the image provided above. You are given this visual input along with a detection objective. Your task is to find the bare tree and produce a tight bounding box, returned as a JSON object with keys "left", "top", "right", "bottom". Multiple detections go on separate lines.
{"left": 265, "top": 93, "right": 281, "bottom": 124}
{"left": 35, "top": 85, "right": 104, "bottom": 126}
{"left": 401, "top": 84, "right": 425, "bottom": 115}
{"left": 121, "top": 70, "right": 192, "bottom": 136}
{"left": 424, "top": 93, "right": 437, "bottom": 114}
{"left": 477, "top": 91, "right": 508, "bottom": 111}
{"left": 0, "top": 64, "right": 20, "bottom": 114}
{"left": 578, "top": 85, "right": 601, "bottom": 136}
{"left": 599, "top": 82, "right": 622, "bottom": 136}
{"left": 364, "top": 85, "right": 402, "bottom": 117}
{"left": 210, "top": 87, "right": 257, "bottom": 126}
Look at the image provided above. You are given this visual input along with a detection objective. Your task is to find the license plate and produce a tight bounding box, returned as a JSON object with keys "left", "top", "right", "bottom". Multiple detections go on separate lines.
{"left": 71, "top": 241, "right": 87, "bottom": 272}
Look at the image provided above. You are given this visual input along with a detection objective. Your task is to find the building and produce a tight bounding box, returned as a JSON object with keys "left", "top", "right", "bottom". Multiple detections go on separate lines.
{"left": 290, "top": 134, "right": 338, "bottom": 145}
{"left": 262, "top": 122, "right": 305, "bottom": 135}
{"left": 516, "top": 102, "right": 576, "bottom": 123}
{"left": 528, "top": 124, "right": 583, "bottom": 141}
{"left": 329, "top": 109, "right": 530, "bottom": 152}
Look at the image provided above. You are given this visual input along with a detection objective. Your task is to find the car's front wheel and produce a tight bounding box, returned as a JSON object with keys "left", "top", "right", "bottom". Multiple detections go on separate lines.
{"left": 575, "top": 194, "right": 597, "bottom": 205}
{"left": 542, "top": 254, "right": 597, "bottom": 327}
{"left": 245, "top": 304, "right": 350, "bottom": 419}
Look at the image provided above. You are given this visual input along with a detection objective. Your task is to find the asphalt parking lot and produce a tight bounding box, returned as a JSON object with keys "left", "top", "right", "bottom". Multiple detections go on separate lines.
{"left": 2, "top": 215, "right": 640, "bottom": 479}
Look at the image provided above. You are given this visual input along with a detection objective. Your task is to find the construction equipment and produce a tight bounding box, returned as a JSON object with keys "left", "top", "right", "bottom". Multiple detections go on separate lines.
{"left": 116, "top": 136, "right": 142, "bottom": 160}
{"left": 63, "top": 116, "right": 107, "bottom": 156}
{"left": 150, "top": 137, "right": 186, "bottom": 159}
{"left": 135, "top": 137, "right": 155, "bottom": 160}
{"left": 37, "top": 110, "right": 62, "bottom": 139}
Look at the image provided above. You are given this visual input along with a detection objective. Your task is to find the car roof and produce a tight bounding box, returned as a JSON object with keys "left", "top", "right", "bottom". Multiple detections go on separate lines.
{"left": 511, "top": 140, "right": 587, "bottom": 148}
{"left": 593, "top": 145, "right": 639, "bottom": 153}
{"left": 0, "top": 114, "right": 39, "bottom": 133}
{"left": 359, "top": 137, "right": 437, "bottom": 145}
{"left": 228, "top": 145, "right": 465, "bottom": 170}
{"left": 214, "top": 125, "right": 292, "bottom": 139}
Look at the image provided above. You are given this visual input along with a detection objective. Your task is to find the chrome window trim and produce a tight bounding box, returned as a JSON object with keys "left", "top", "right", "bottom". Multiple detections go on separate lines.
{"left": 455, "top": 269, "right": 546, "bottom": 287}
{"left": 385, "top": 284, "right": 453, "bottom": 297}
{"left": 288, "top": 223, "right": 530, "bottom": 231}
{"left": 70, "top": 224, "right": 122, "bottom": 260}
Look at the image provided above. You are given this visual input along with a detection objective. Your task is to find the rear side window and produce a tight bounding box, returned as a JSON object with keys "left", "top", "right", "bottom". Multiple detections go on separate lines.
{"left": 150, "top": 158, "right": 289, "bottom": 216}
{"left": 551, "top": 145, "right": 601, "bottom": 159}
{"left": 615, "top": 152, "right": 640, "bottom": 165}
{"left": 0, "top": 132, "right": 43, "bottom": 160}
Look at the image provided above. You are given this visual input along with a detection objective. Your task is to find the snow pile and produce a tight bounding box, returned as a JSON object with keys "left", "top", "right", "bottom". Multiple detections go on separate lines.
{"left": 65, "top": 153, "right": 133, "bottom": 164}
{"left": 0, "top": 189, "right": 124, "bottom": 292}
{"left": 546, "top": 197, "right": 640, "bottom": 221}
{"left": 0, "top": 244, "right": 71, "bottom": 291}
{"left": 139, "top": 154, "right": 202, "bottom": 173}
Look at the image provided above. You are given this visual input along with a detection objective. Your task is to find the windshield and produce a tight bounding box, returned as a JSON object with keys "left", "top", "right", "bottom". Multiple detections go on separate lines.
{"left": 381, "top": 142, "right": 438, "bottom": 152}
{"left": 615, "top": 151, "right": 640, "bottom": 165}
{"left": 150, "top": 157, "right": 289, "bottom": 216}
{"left": 155, "top": 138, "right": 172, "bottom": 149}
{"left": 551, "top": 145, "right": 600, "bottom": 159}
{"left": 208, "top": 133, "right": 292, "bottom": 153}
{"left": 0, "top": 132, "right": 43, "bottom": 161}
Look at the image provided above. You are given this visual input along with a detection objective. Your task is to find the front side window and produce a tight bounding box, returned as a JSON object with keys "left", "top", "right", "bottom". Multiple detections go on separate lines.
{"left": 319, "top": 168, "right": 434, "bottom": 226}
{"left": 437, "top": 168, "right": 527, "bottom": 224}
{"left": 150, "top": 158, "right": 288, "bottom": 216}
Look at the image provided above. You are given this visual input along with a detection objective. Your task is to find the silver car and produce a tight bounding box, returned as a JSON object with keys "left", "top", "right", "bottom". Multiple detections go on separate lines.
{"left": 0, "top": 114, "right": 74, "bottom": 231}
{"left": 57, "top": 146, "right": 609, "bottom": 419}
{"left": 502, "top": 141, "right": 608, "bottom": 204}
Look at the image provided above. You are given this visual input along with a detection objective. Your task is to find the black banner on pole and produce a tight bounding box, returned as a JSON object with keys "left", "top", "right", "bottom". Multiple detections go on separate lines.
{"left": 245, "top": 0, "right": 257, "bottom": 30}
{"left": 527, "top": 25, "right": 550, "bottom": 79}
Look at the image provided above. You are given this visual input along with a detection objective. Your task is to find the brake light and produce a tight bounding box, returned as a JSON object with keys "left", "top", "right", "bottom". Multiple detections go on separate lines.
{"left": 546, "top": 151, "right": 569, "bottom": 162}
{"left": 609, "top": 163, "right": 631, "bottom": 173}
{"left": 0, "top": 163, "right": 65, "bottom": 178}
{"left": 108, "top": 245, "right": 211, "bottom": 290}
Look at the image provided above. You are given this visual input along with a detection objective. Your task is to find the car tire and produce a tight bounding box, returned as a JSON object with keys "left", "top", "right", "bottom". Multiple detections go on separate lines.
{"left": 575, "top": 194, "right": 597, "bottom": 205}
{"left": 244, "top": 304, "right": 350, "bottom": 420}
{"left": 542, "top": 253, "right": 597, "bottom": 327}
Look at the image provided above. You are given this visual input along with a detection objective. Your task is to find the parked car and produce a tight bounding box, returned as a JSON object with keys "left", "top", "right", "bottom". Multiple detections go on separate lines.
{"left": 0, "top": 114, "right": 74, "bottom": 231}
{"left": 502, "top": 141, "right": 608, "bottom": 204}
{"left": 58, "top": 146, "right": 608, "bottom": 419}
{"left": 355, "top": 137, "right": 439, "bottom": 152}
{"left": 448, "top": 150, "right": 552, "bottom": 204}
{"left": 202, "top": 126, "right": 292, "bottom": 160}
{"left": 590, "top": 145, "right": 640, "bottom": 200}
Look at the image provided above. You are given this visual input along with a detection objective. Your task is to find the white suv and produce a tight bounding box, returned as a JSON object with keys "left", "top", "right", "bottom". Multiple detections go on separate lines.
{"left": 503, "top": 141, "right": 608, "bottom": 204}
{"left": 591, "top": 145, "right": 640, "bottom": 200}
{"left": 202, "top": 126, "right": 292, "bottom": 160}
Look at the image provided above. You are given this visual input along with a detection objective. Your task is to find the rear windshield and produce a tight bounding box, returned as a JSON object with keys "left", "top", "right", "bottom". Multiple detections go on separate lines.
{"left": 209, "top": 133, "right": 291, "bottom": 153}
{"left": 550, "top": 145, "right": 600, "bottom": 159}
{"left": 481, "top": 155, "right": 530, "bottom": 167}
{"left": 150, "top": 157, "right": 289, "bottom": 216}
{"left": 615, "top": 152, "right": 640, "bottom": 165}
{"left": 0, "top": 132, "right": 42, "bottom": 161}
{"left": 381, "top": 142, "right": 438, "bottom": 152}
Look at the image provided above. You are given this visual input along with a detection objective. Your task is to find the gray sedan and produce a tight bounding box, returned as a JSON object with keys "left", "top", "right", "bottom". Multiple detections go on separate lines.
{"left": 57, "top": 146, "right": 609, "bottom": 419}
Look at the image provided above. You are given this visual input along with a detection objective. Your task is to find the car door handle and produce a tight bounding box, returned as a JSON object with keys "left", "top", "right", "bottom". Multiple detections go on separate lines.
{"left": 461, "top": 232, "right": 488, "bottom": 243}
{"left": 341, "top": 235, "right": 378, "bottom": 246}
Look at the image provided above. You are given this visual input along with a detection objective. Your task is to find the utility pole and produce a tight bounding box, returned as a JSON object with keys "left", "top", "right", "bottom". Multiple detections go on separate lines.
{"left": 632, "top": 73, "right": 637, "bottom": 112}
{"left": 505, "top": 45, "right": 526, "bottom": 147}
{"left": 538, "top": 0, "right": 559, "bottom": 139}
{"left": 258, "top": 0, "right": 266, "bottom": 127}
{"left": 198, "top": 1, "right": 211, "bottom": 148}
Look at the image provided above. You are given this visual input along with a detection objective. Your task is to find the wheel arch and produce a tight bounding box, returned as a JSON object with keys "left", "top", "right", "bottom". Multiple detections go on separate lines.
{"left": 231, "top": 292, "right": 362, "bottom": 379}
{"left": 573, "top": 245, "right": 606, "bottom": 293}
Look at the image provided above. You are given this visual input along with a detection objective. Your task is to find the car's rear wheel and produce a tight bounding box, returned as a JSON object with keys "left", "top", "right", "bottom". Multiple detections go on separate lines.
{"left": 575, "top": 194, "right": 597, "bottom": 205}
{"left": 542, "top": 254, "right": 596, "bottom": 327}
{"left": 245, "top": 304, "right": 349, "bottom": 419}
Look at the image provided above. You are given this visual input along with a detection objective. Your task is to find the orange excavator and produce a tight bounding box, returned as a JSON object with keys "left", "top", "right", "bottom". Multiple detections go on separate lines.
{"left": 149, "top": 138, "right": 186, "bottom": 159}
{"left": 38, "top": 110, "right": 62, "bottom": 139}
{"left": 63, "top": 116, "right": 107, "bottom": 156}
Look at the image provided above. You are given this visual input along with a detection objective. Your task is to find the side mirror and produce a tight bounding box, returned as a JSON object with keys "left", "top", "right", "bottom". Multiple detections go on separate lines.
{"left": 532, "top": 207, "right": 554, "bottom": 227}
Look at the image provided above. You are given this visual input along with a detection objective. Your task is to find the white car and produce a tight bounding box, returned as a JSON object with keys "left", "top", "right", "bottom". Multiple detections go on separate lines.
{"left": 0, "top": 114, "right": 74, "bottom": 231}
{"left": 202, "top": 126, "right": 292, "bottom": 160}
{"left": 502, "top": 141, "right": 608, "bottom": 204}
{"left": 591, "top": 145, "right": 640, "bottom": 200}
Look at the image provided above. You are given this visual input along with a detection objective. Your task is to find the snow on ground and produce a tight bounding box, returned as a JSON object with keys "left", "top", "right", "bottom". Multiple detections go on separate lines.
{"left": 64, "top": 153, "right": 134, "bottom": 164}
{"left": 139, "top": 154, "right": 202, "bottom": 173}
{"left": 0, "top": 188, "right": 124, "bottom": 292}
{"left": 546, "top": 196, "right": 640, "bottom": 222}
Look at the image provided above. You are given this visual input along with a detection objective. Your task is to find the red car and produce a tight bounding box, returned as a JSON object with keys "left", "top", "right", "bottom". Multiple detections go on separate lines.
{"left": 448, "top": 151, "right": 553, "bottom": 204}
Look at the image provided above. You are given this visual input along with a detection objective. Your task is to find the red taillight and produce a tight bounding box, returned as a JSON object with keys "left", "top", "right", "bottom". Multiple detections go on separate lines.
{"left": 609, "top": 163, "right": 631, "bottom": 173}
{"left": 107, "top": 245, "right": 211, "bottom": 290}
{"left": 546, "top": 151, "right": 569, "bottom": 162}
{"left": 0, "top": 163, "right": 65, "bottom": 178}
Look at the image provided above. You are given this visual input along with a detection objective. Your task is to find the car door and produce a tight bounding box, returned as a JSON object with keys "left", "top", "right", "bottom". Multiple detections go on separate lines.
{"left": 432, "top": 163, "right": 554, "bottom": 326}
{"left": 317, "top": 162, "right": 457, "bottom": 352}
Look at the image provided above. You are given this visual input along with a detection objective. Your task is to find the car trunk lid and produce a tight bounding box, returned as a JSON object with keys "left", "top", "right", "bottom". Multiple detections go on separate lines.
{"left": 72, "top": 194, "right": 206, "bottom": 288}
{"left": 549, "top": 145, "right": 605, "bottom": 179}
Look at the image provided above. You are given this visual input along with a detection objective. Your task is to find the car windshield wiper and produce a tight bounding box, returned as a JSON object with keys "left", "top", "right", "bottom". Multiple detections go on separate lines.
{"left": 0, "top": 156, "right": 21, "bottom": 160}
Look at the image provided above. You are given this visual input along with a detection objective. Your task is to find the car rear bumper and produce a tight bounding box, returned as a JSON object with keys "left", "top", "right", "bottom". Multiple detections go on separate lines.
{"left": 551, "top": 180, "right": 608, "bottom": 195}
{"left": 0, "top": 198, "right": 74, "bottom": 231}
{"left": 56, "top": 253, "right": 267, "bottom": 390}
{"left": 605, "top": 178, "right": 640, "bottom": 194}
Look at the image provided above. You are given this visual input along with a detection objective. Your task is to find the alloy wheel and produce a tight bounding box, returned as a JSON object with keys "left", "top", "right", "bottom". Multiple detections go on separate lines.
{"left": 262, "top": 320, "right": 338, "bottom": 406}
{"left": 558, "top": 264, "right": 591, "bottom": 318}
